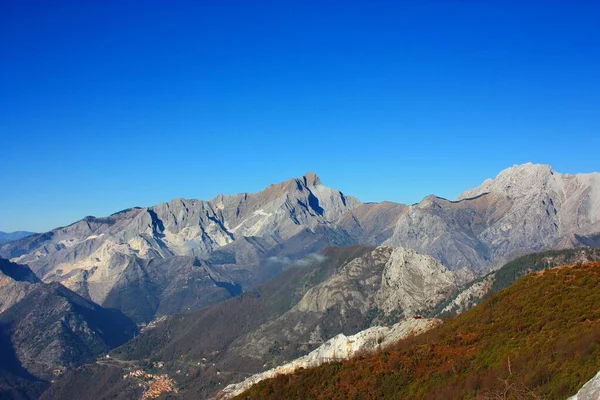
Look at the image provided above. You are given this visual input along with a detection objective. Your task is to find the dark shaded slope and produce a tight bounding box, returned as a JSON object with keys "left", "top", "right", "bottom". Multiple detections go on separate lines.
{"left": 0, "top": 283, "right": 137, "bottom": 384}
{"left": 40, "top": 363, "right": 140, "bottom": 400}
{"left": 0, "top": 328, "right": 48, "bottom": 400}
{"left": 237, "top": 262, "right": 600, "bottom": 400}
{"left": 0, "top": 258, "right": 40, "bottom": 283}
{"left": 0, "top": 258, "right": 41, "bottom": 314}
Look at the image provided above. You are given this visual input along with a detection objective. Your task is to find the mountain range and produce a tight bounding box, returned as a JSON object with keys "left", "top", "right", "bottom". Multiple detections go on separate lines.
{"left": 1, "top": 163, "right": 598, "bottom": 325}
{"left": 1, "top": 163, "right": 600, "bottom": 399}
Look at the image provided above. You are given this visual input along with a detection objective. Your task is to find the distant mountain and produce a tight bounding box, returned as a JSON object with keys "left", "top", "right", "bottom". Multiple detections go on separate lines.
{"left": 233, "top": 261, "right": 600, "bottom": 399}
{"left": 1, "top": 164, "right": 596, "bottom": 325}
{"left": 0, "top": 231, "right": 36, "bottom": 245}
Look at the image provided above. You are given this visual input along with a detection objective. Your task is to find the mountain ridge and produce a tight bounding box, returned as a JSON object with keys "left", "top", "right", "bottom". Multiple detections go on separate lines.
{"left": 2, "top": 164, "right": 599, "bottom": 325}
{"left": 0, "top": 231, "right": 36, "bottom": 245}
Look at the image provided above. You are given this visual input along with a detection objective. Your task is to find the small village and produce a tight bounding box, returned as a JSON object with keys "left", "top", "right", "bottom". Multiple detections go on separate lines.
{"left": 123, "top": 368, "right": 178, "bottom": 399}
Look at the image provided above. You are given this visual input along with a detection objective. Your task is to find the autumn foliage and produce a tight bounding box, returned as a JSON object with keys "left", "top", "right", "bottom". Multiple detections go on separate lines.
{"left": 235, "top": 262, "right": 600, "bottom": 400}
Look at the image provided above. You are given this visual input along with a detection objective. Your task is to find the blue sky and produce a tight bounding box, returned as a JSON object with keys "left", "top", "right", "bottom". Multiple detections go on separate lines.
{"left": 1, "top": 1, "right": 599, "bottom": 232}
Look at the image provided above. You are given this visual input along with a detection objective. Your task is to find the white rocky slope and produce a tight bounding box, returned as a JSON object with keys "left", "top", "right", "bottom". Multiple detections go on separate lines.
{"left": 4, "top": 172, "right": 359, "bottom": 281}
{"left": 440, "top": 275, "right": 494, "bottom": 315}
{"left": 568, "top": 370, "right": 600, "bottom": 400}
{"left": 294, "top": 247, "right": 457, "bottom": 316}
{"left": 386, "top": 163, "right": 600, "bottom": 272}
{"left": 216, "top": 317, "right": 440, "bottom": 399}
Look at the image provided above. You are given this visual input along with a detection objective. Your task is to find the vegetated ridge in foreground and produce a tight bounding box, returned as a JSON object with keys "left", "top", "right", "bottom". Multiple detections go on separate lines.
{"left": 235, "top": 261, "right": 600, "bottom": 400}
{"left": 428, "top": 247, "right": 600, "bottom": 317}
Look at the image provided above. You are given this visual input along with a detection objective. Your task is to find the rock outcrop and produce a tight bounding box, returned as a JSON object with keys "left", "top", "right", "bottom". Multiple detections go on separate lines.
{"left": 569, "top": 370, "right": 600, "bottom": 400}
{"left": 376, "top": 247, "right": 457, "bottom": 314}
{"left": 217, "top": 317, "right": 440, "bottom": 399}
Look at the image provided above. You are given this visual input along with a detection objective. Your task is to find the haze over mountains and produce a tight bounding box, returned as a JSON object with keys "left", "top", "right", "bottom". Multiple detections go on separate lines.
{"left": 1, "top": 163, "right": 600, "bottom": 399}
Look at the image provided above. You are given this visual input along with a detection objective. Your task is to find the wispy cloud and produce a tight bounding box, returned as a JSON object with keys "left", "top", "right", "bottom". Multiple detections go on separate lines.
{"left": 267, "top": 253, "right": 327, "bottom": 267}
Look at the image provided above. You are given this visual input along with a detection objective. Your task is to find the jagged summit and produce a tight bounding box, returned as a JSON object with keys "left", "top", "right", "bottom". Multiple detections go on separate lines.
{"left": 302, "top": 171, "right": 321, "bottom": 187}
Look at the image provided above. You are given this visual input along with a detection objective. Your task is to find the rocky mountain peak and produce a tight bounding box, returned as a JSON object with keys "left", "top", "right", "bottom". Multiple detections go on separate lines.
{"left": 457, "top": 163, "right": 555, "bottom": 200}
{"left": 302, "top": 171, "right": 321, "bottom": 187}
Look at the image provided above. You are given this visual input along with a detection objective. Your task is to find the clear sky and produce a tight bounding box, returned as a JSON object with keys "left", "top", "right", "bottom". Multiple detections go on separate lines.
{"left": 1, "top": 1, "right": 599, "bottom": 232}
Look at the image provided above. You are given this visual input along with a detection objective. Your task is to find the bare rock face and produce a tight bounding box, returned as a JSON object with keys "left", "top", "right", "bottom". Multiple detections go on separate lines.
{"left": 334, "top": 201, "right": 407, "bottom": 245}
{"left": 376, "top": 247, "right": 457, "bottom": 314}
{"left": 217, "top": 317, "right": 440, "bottom": 399}
{"left": 294, "top": 246, "right": 393, "bottom": 315}
{"left": 293, "top": 247, "right": 457, "bottom": 317}
{"left": 569, "top": 370, "right": 600, "bottom": 400}
{"left": 386, "top": 163, "right": 600, "bottom": 271}
{"left": 240, "top": 247, "right": 457, "bottom": 367}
